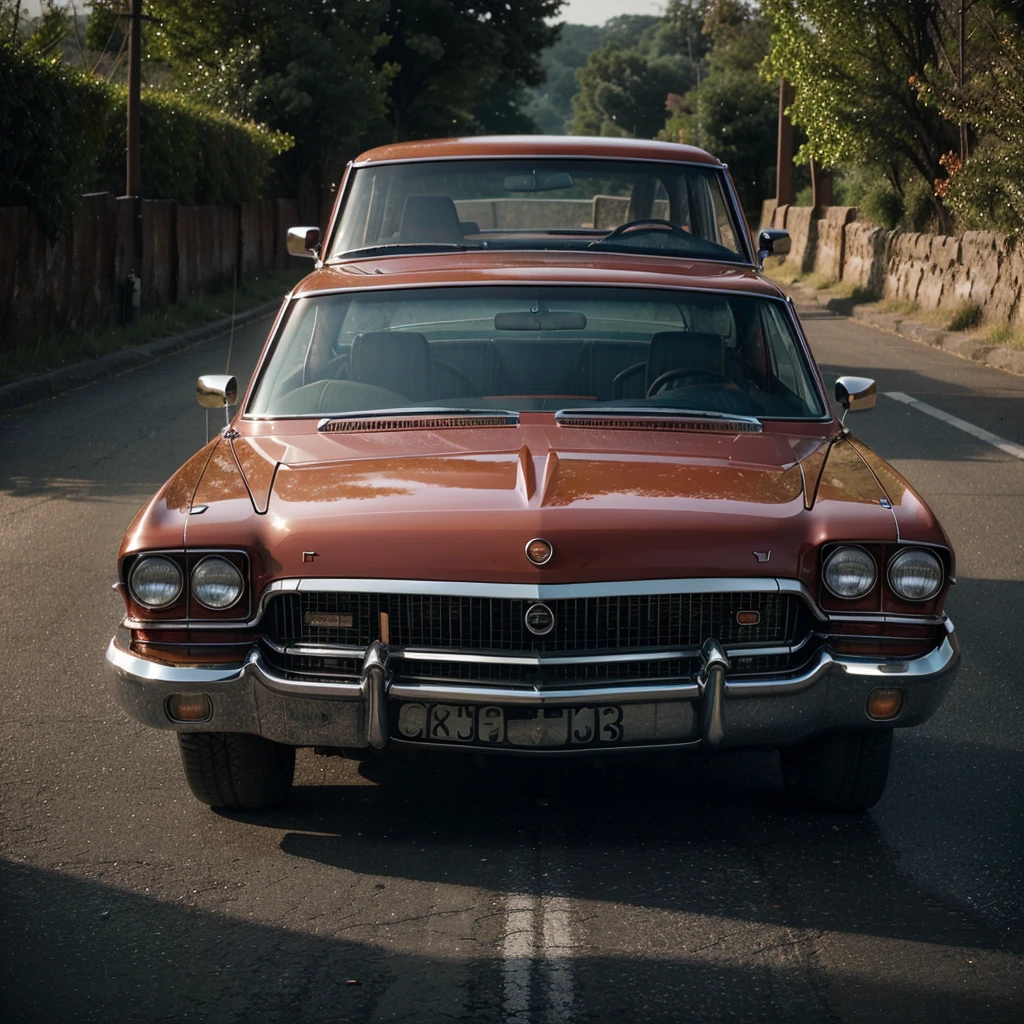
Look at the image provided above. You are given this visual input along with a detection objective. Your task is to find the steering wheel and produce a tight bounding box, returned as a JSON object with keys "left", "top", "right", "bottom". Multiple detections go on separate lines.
{"left": 646, "top": 366, "right": 734, "bottom": 398}
{"left": 591, "top": 219, "right": 692, "bottom": 246}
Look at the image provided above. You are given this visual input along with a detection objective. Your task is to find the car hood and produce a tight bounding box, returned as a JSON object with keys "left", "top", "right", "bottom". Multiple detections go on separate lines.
{"left": 177, "top": 422, "right": 911, "bottom": 587}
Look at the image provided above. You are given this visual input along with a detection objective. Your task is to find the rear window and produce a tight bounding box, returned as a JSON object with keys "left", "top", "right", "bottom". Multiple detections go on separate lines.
{"left": 328, "top": 158, "right": 748, "bottom": 264}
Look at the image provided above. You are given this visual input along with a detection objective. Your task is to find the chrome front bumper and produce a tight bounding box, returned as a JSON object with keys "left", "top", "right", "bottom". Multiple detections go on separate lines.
{"left": 106, "top": 623, "right": 960, "bottom": 754}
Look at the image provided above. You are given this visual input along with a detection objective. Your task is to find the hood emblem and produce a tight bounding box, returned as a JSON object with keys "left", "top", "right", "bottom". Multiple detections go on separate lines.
{"left": 524, "top": 603, "right": 555, "bottom": 636}
{"left": 526, "top": 538, "right": 553, "bottom": 565}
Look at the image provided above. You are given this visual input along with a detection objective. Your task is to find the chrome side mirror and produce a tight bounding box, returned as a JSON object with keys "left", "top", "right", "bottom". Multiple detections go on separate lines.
{"left": 197, "top": 374, "right": 237, "bottom": 440}
{"left": 287, "top": 226, "right": 321, "bottom": 259}
{"left": 197, "top": 374, "right": 237, "bottom": 409}
{"left": 835, "top": 375, "right": 877, "bottom": 423}
{"left": 757, "top": 228, "right": 791, "bottom": 267}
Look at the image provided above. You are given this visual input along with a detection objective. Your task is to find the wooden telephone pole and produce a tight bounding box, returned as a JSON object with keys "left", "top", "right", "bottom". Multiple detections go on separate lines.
{"left": 126, "top": 0, "right": 142, "bottom": 197}
{"left": 123, "top": 0, "right": 143, "bottom": 321}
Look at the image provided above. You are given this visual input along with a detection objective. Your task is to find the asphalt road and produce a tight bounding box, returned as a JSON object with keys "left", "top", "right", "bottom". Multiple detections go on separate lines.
{"left": 1, "top": 303, "right": 1022, "bottom": 1023}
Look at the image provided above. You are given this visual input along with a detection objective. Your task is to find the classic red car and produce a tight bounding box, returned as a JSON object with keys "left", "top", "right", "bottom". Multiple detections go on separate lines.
{"left": 106, "top": 137, "right": 959, "bottom": 812}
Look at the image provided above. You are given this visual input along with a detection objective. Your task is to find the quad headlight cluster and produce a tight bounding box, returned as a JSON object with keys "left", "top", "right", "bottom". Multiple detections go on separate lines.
{"left": 823, "top": 545, "right": 943, "bottom": 602}
{"left": 128, "top": 554, "right": 244, "bottom": 611}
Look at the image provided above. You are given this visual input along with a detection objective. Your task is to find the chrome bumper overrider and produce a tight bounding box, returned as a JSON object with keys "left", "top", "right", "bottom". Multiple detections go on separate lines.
{"left": 105, "top": 625, "right": 960, "bottom": 753}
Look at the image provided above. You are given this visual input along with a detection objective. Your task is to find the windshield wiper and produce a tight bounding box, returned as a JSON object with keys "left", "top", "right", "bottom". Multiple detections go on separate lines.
{"left": 332, "top": 243, "right": 479, "bottom": 259}
{"left": 318, "top": 407, "right": 519, "bottom": 430}
{"left": 554, "top": 407, "right": 762, "bottom": 431}
{"left": 558, "top": 406, "right": 758, "bottom": 421}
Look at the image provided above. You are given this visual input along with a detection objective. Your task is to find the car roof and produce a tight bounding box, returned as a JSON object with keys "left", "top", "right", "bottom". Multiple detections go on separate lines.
{"left": 352, "top": 135, "right": 724, "bottom": 167}
{"left": 292, "top": 251, "right": 783, "bottom": 299}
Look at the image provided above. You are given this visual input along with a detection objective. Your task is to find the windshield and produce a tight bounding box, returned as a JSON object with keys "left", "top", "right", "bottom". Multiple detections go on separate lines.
{"left": 328, "top": 159, "right": 748, "bottom": 263}
{"left": 247, "top": 287, "right": 825, "bottom": 421}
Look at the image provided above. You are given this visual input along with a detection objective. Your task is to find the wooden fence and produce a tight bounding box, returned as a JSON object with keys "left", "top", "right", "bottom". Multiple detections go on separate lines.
{"left": 0, "top": 193, "right": 316, "bottom": 343}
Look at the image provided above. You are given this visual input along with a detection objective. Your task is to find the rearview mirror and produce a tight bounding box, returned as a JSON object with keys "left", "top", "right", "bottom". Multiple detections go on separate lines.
{"left": 503, "top": 171, "right": 574, "bottom": 193}
{"left": 495, "top": 311, "right": 587, "bottom": 331}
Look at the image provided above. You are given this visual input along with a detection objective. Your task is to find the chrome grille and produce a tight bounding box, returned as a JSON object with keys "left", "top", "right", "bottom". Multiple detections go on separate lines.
{"left": 264, "top": 590, "right": 808, "bottom": 654}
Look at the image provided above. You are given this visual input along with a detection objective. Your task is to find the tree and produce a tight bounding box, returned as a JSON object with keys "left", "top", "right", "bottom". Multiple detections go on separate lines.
{"left": 761, "top": 0, "right": 959, "bottom": 227}
{"left": 374, "top": 0, "right": 563, "bottom": 142}
{"left": 570, "top": 44, "right": 693, "bottom": 138}
{"left": 917, "top": 1, "right": 1024, "bottom": 233}
{"left": 141, "top": 0, "right": 392, "bottom": 191}
{"left": 662, "top": 3, "right": 778, "bottom": 212}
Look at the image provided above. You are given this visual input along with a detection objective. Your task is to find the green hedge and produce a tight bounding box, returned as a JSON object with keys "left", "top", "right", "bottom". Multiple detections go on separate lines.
{"left": 0, "top": 45, "right": 293, "bottom": 239}
{"left": 98, "top": 87, "right": 293, "bottom": 207}
{"left": 0, "top": 46, "right": 111, "bottom": 238}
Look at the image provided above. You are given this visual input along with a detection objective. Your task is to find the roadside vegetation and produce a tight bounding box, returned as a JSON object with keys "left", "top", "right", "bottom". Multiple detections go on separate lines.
{"left": 766, "top": 270, "right": 1024, "bottom": 351}
{"left": 0, "top": 269, "right": 301, "bottom": 386}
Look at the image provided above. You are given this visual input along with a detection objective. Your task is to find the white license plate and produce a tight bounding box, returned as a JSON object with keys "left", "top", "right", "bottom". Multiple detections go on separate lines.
{"left": 395, "top": 701, "right": 695, "bottom": 748}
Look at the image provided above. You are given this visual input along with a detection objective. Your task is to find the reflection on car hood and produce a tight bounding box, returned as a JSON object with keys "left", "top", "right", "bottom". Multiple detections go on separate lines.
{"left": 178, "top": 423, "right": 915, "bottom": 586}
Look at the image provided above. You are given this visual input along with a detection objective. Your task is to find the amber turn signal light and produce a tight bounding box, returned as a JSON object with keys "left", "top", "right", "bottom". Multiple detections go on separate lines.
{"left": 167, "top": 693, "right": 212, "bottom": 723}
{"left": 735, "top": 611, "right": 761, "bottom": 626}
{"left": 866, "top": 687, "right": 904, "bottom": 721}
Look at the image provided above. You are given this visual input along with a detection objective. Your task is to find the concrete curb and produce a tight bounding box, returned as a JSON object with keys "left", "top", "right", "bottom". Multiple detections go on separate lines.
{"left": 786, "top": 282, "right": 1024, "bottom": 378}
{"left": 0, "top": 299, "right": 281, "bottom": 416}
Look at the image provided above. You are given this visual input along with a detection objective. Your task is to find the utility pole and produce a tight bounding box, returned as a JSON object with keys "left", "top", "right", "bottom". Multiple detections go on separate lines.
{"left": 126, "top": 0, "right": 142, "bottom": 197}
{"left": 775, "top": 79, "right": 795, "bottom": 207}
{"left": 123, "top": 0, "right": 143, "bottom": 321}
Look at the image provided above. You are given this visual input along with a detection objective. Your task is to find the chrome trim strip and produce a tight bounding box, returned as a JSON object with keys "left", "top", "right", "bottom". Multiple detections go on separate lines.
{"left": 394, "top": 648, "right": 700, "bottom": 667}
{"left": 286, "top": 576, "right": 783, "bottom": 600}
{"left": 387, "top": 737, "right": 704, "bottom": 758}
{"left": 108, "top": 630, "right": 958, "bottom": 705}
{"left": 823, "top": 613, "right": 947, "bottom": 625}
{"left": 723, "top": 633, "right": 958, "bottom": 697}
{"left": 279, "top": 643, "right": 365, "bottom": 658}
{"left": 122, "top": 576, "right": 949, "bottom": 635}
{"left": 387, "top": 680, "right": 702, "bottom": 706}
{"left": 105, "top": 638, "right": 248, "bottom": 685}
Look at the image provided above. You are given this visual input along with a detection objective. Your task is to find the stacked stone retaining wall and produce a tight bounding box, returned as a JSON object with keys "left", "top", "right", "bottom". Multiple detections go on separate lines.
{"left": 764, "top": 204, "right": 1023, "bottom": 326}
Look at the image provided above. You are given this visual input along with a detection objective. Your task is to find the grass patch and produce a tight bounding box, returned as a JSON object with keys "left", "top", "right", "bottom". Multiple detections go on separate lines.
{"left": 764, "top": 262, "right": 804, "bottom": 285}
{"left": 875, "top": 298, "right": 920, "bottom": 316}
{"left": 945, "top": 302, "right": 984, "bottom": 332}
{"left": 0, "top": 269, "right": 302, "bottom": 386}
{"left": 986, "top": 323, "right": 1024, "bottom": 349}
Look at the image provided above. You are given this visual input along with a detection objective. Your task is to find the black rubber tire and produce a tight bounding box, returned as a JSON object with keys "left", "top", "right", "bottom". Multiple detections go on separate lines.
{"left": 780, "top": 729, "right": 893, "bottom": 812}
{"left": 177, "top": 732, "right": 295, "bottom": 810}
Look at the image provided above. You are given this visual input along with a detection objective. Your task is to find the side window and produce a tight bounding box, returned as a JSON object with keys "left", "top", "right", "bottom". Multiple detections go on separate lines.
{"left": 710, "top": 185, "right": 739, "bottom": 252}
{"left": 760, "top": 304, "right": 821, "bottom": 412}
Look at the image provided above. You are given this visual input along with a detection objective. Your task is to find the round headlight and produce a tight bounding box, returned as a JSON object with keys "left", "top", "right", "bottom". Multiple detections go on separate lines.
{"left": 129, "top": 556, "right": 183, "bottom": 609}
{"left": 888, "top": 548, "right": 943, "bottom": 601}
{"left": 192, "top": 556, "right": 244, "bottom": 610}
{"left": 823, "top": 546, "right": 877, "bottom": 599}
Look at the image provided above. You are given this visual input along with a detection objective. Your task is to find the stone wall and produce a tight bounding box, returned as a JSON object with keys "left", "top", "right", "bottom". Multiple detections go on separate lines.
{"left": 766, "top": 204, "right": 1023, "bottom": 326}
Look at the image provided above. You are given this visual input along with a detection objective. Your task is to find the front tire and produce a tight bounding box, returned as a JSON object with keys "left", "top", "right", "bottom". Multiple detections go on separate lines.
{"left": 177, "top": 732, "right": 295, "bottom": 810}
{"left": 780, "top": 729, "right": 892, "bottom": 812}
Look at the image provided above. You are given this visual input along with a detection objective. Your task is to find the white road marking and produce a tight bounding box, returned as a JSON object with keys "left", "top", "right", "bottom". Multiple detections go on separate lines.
{"left": 540, "top": 894, "right": 575, "bottom": 1023}
{"left": 501, "top": 891, "right": 536, "bottom": 1023}
{"left": 886, "top": 391, "right": 1024, "bottom": 461}
{"left": 501, "top": 858, "right": 577, "bottom": 1023}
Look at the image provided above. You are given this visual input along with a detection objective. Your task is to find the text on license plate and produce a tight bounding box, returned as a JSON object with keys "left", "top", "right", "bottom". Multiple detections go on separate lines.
{"left": 394, "top": 701, "right": 695, "bottom": 748}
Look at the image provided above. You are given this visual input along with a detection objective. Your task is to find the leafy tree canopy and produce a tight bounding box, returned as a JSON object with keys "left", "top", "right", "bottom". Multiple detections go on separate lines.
{"left": 761, "top": 0, "right": 958, "bottom": 224}
{"left": 568, "top": 1, "right": 709, "bottom": 139}
{"left": 662, "top": 2, "right": 777, "bottom": 213}
{"left": 374, "top": 0, "right": 563, "bottom": 142}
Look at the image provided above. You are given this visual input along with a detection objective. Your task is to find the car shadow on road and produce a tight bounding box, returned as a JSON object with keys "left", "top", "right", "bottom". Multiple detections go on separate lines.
{"left": 215, "top": 733, "right": 1023, "bottom": 961}
{"left": 2, "top": 851, "right": 1020, "bottom": 1024}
